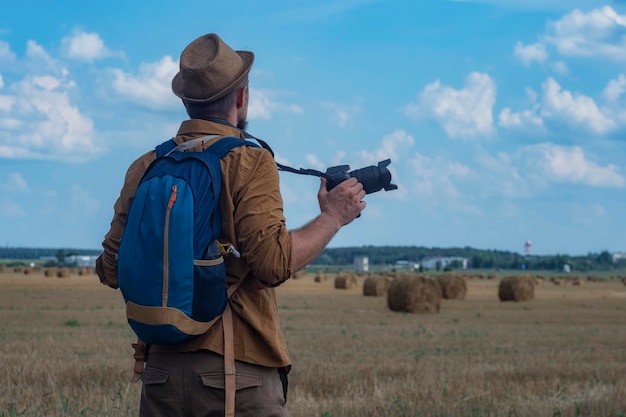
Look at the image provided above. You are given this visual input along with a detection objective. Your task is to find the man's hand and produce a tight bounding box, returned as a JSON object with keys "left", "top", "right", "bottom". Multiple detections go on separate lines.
{"left": 318, "top": 177, "right": 366, "bottom": 228}
{"left": 289, "top": 177, "right": 367, "bottom": 273}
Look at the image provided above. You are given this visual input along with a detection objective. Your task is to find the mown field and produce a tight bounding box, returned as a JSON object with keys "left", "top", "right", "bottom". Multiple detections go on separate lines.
{"left": 0, "top": 268, "right": 625, "bottom": 417}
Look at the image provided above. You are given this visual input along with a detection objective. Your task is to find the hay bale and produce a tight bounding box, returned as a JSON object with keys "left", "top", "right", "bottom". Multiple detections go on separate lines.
{"left": 44, "top": 267, "right": 58, "bottom": 277}
{"left": 291, "top": 270, "right": 306, "bottom": 280}
{"left": 77, "top": 267, "right": 94, "bottom": 276}
{"left": 436, "top": 273, "right": 467, "bottom": 300}
{"left": 56, "top": 268, "right": 72, "bottom": 278}
{"left": 387, "top": 274, "right": 442, "bottom": 314}
{"left": 314, "top": 271, "right": 327, "bottom": 283}
{"left": 363, "top": 276, "right": 390, "bottom": 297}
{"left": 498, "top": 276, "right": 534, "bottom": 302}
{"left": 334, "top": 273, "right": 357, "bottom": 289}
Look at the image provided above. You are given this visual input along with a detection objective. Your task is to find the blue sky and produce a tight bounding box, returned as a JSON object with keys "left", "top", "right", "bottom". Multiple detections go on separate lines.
{"left": 1, "top": 0, "right": 625, "bottom": 256}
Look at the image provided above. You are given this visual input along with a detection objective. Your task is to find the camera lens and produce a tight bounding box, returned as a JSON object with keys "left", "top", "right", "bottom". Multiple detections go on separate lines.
{"left": 350, "top": 159, "right": 397, "bottom": 194}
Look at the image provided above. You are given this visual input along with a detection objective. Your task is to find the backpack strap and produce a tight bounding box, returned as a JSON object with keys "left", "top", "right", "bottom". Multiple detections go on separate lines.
{"left": 222, "top": 279, "right": 243, "bottom": 417}
{"left": 128, "top": 279, "right": 244, "bottom": 389}
{"left": 155, "top": 135, "right": 259, "bottom": 159}
{"left": 205, "top": 136, "right": 260, "bottom": 158}
{"left": 154, "top": 138, "right": 177, "bottom": 158}
{"left": 130, "top": 338, "right": 148, "bottom": 383}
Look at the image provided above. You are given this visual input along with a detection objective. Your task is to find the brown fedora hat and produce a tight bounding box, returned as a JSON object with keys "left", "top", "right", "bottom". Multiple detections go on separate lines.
{"left": 171, "top": 33, "right": 254, "bottom": 103}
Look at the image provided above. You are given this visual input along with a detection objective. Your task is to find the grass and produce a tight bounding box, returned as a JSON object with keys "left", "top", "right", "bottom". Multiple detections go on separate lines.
{"left": 0, "top": 270, "right": 625, "bottom": 416}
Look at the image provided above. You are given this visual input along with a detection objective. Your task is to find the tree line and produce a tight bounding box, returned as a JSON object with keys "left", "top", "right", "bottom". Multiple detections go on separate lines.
{"left": 1, "top": 245, "right": 624, "bottom": 272}
{"left": 310, "top": 246, "right": 626, "bottom": 272}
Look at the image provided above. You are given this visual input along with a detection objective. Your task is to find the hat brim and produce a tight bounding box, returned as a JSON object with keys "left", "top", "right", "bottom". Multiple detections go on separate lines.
{"left": 172, "top": 50, "right": 254, "bottom": 103}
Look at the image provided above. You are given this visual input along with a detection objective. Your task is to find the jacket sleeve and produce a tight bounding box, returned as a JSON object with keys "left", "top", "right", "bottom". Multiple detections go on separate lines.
{"left": 96, "top": 151, "right": 155, "bottom": 289}
{"left": 227, "top": 148, "right": 293, "bottom": 287}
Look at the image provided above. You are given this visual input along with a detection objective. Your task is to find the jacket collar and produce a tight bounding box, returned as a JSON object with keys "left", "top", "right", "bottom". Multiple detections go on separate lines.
{"left": 175, "top": 119, "right": 246, "bottom": 142}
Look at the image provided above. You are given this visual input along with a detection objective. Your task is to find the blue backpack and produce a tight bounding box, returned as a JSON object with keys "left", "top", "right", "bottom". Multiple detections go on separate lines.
{"left": 117, "top": 136, "right": 257, "bottom": 345}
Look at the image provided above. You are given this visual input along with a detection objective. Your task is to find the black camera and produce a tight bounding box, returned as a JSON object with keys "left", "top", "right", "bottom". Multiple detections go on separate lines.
{"left": 325, "top": 159, "right": 398, "bottom": 194}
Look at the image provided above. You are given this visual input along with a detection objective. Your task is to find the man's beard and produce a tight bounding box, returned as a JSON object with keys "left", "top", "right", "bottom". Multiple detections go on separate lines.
{"left": 237, "top": 118, "right": 248, "bottom": 131}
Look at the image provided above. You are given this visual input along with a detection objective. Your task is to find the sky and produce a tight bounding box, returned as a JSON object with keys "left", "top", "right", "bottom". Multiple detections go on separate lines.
{"left": 1, "top": 0, "right": 625, "bottom": 256}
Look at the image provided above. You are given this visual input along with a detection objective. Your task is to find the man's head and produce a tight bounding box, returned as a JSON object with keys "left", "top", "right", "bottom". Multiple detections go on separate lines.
{"left": 172, "top": 34, "right": 253, "bottom": 128}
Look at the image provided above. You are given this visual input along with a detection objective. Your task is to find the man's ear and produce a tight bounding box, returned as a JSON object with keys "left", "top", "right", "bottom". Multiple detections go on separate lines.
{"left": 236, "top": 85, "right": 248, "bottom": 109}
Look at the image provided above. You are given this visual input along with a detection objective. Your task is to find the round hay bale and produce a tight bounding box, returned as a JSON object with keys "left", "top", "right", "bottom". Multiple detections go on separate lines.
{"left": 291, "top": 270, "right": 306, "bottom": 280}
{"left": 77, "top": 267, "right": 94, "bottom": 276}
{"left": 0, "top": 265, "right": 5, "bottom": 273}
{"left": 56, "top": 268, "right": 72, "bottom": 278}
{"left": 44, "top": 267, "right": 58, "bottom": 277}
{"left": 334, "top": 273, "right": 357, "bottom": 289}
{"left": 23, "top": 267, "right": 34, "bottom": 275}
{"left": 387, "top": 274, "right": 442, "bottom": 314}
{"left": 436, "top": 273, "right": 467, "bottom": 300}
{"left": 363, "top": 276, "right": 390, "bottom": 297}
{"left": 498, "top": 276, "right": 534, "bottom": 302}
{"left": 314, "top": 271, "right": 327, "bottom": 283}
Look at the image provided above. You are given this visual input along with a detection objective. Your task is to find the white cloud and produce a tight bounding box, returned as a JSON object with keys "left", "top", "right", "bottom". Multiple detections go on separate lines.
{"left": 549, "top": 60, "right": 569, "bottom": 75}
{"left": 511, "top": 143, "right": 626, "bottom": 188}
{"left": 25, "top": 40, "right": 53, "bottom": 62}
{"left": 408, "top": 151, "right": 482, "bottom": 214}
{"left": 475, "top": 148, "right": 529, "bottom": 198}
{"left": 523, "top": 144, "right": 625, "bottom": 187}
{"left": 603, "top": 73, "right": 626, "bottom": 102}
{"left": 0, "top": 72, "right": 98, "bottom": 160}
{"left": 513, "top": 41, "right": 548, "bottom": 66}
{"left": 0, "top": 41, "right": 16, "bottom": 63}
{"left": 545, "top": 6, "right": 626, "bottom": 60}
{"left": 406, "top": 72, "right": 496, "bottom": 139}
{"left": 499, "top": 106, "right": 543, "bottom": 129}
{"left": 112, "top": 55, "right": 179, "bottom": 110}
{"left": 500, "top": 78, "right": 615, "bottom": 134}
{"left": 321, "top": 101, "right": 362, "bottom": 128}
{"left": 61, "top": 31, "right": 117, "bottom": 62}
{"left": 541, "top": 77, "right": 615, "bottom": 134}
{"left": 357, "top": 129, "right": 414, "bottom": 165}
{"left": 248, "top": 88, "right": 303, "bottom": 121}
{"left": 511, "top": 6, "right": 626, "bottom": 73}
{"left": 248, "top": 89, "right": 273, "bottom": 120}
{"left": 475, "top": 144, "right": 624, "bottom": 202}
{"left": 0, "top": 94, "right": 14, "bottom": 112}
{"left": 303, "top": 153, "right": 327, "bottom": 171}
{"left": 0, "top": 172, "right": 30, "bottom": 192}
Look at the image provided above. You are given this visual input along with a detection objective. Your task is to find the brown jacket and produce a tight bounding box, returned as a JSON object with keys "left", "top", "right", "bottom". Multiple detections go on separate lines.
{"left": 96, "top": 119, "right": 292, "bottom": 368}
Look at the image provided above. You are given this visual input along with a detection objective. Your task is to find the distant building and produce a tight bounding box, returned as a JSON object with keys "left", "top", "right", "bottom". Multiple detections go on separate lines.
{"left": 68, "top": 255, "right": 98, "bottom": 267}
{"left": 421, "top": 256, "right": 468, "bottom": 270}
{"left": 612, "top": 253, "right": 626, "bottom": 263}
{"left": 393, "top": 260, "right": 419, "bottom": 271}
{"left": 354, "top": 256, "right": 369, "bottom": 272}
{"left": 39, "top": 255, "right": 98, "bottom": 267}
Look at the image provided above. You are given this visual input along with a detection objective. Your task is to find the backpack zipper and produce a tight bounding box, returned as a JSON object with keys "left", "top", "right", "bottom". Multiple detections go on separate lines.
{"left": 163, "top": 185, "right": 178, "bottom": 306}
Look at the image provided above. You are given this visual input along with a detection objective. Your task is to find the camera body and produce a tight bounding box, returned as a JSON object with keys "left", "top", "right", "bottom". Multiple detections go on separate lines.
{"left": 325, "top": 159, "right": 397, "bottom": 194}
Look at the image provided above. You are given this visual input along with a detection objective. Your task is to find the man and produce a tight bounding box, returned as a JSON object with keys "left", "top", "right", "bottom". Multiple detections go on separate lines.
{"left": 96, "top": 33, "right": 366, "bottom": 417}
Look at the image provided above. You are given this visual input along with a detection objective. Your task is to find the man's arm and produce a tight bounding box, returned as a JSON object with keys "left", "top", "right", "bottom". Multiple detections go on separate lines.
{"left": 290, "top": 177, "right": 366, "bottom": 272}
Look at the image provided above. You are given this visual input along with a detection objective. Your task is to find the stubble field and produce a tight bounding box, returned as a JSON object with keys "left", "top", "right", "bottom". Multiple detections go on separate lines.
{"left": 0, "top": 269, "right": 625, "bottom": 417}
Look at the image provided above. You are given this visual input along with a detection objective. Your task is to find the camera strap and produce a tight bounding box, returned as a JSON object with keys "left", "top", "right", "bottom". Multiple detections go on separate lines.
{"left": 201, "top": 117, "right": 332, "bottom": 180}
